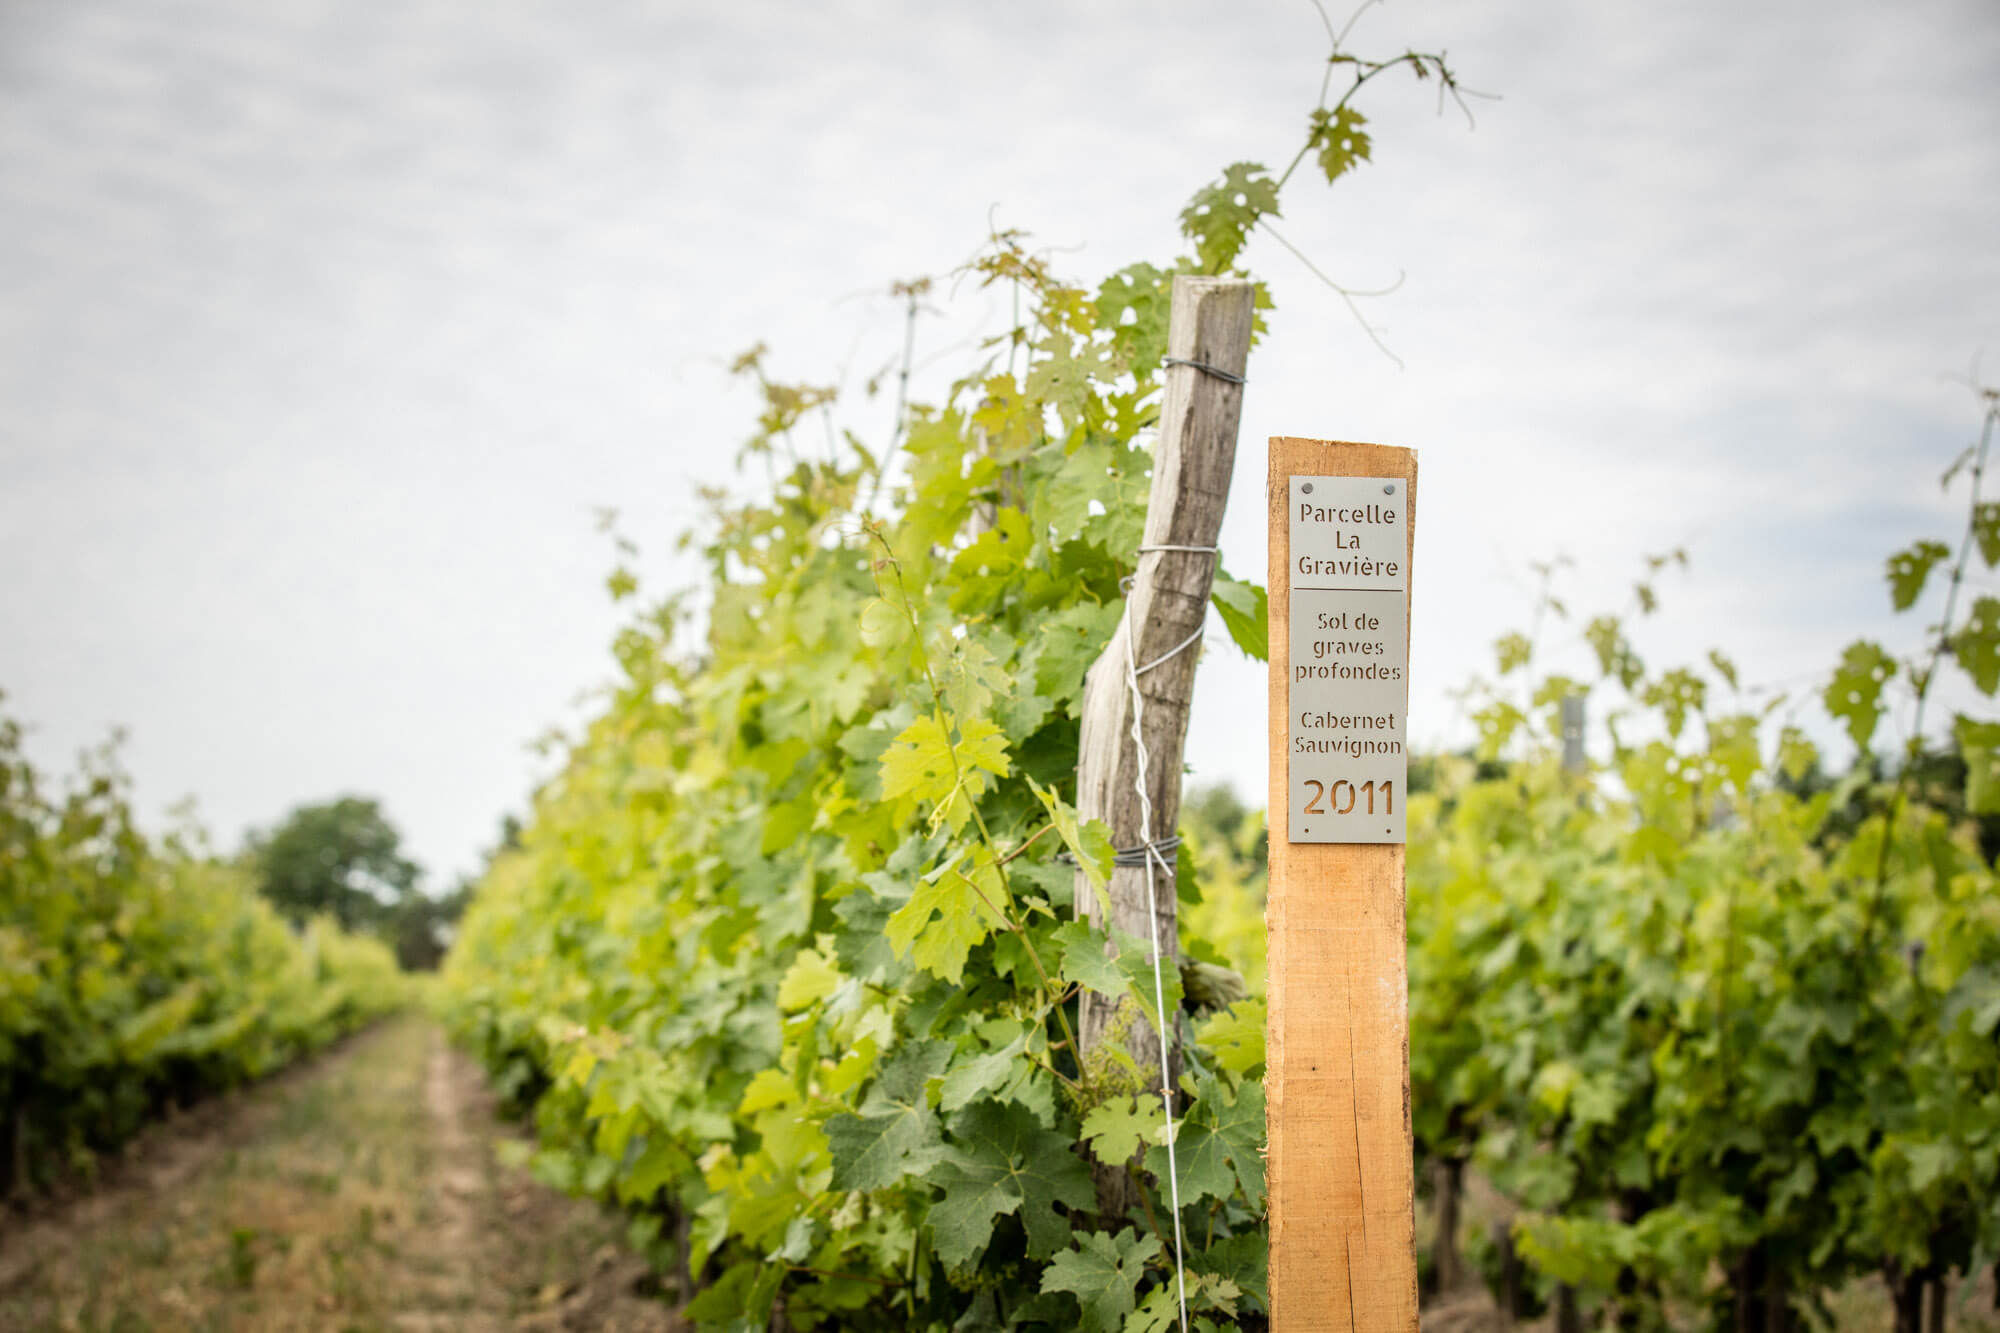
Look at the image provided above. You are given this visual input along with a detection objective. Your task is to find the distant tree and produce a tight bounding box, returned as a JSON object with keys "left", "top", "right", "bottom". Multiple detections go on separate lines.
{"left": 490, "top": 811, "right": 524, "bottom": 860}
{"left": 245, "top": 797, "right": 420, "bottom": 935}
{"left": 383, "top": 810, "right": 518, "bottom": 970}
{"left": 385, "top": 881, "right": 470, "bottom": 971}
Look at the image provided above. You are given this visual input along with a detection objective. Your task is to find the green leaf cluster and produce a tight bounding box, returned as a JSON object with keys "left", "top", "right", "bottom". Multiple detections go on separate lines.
{"left": 0, "top": 705, "right": 408, "bottom": 1191}
{"left": 441, "top": 253, "right": 1275, "bottom": 1321}
{"left": 439, "top": 28, "right": 1462, "bottom": 1329}
{"left": 1410, "top": 398, "right": 2000, "bottom": 1325}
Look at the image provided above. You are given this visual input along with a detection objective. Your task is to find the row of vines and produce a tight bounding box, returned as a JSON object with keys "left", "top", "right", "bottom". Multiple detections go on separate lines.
{"left": 0, "top": 703, "right": 408, "bottom": 1196}
{"left": 1406, "top": 391, "right": 2000, "bottom": 1330}
{"left": 439, "top": 31, "right": 1453, "bottom": 1333}
{"left": 438, "top": 23, "right": 2000, "bottom": 1333}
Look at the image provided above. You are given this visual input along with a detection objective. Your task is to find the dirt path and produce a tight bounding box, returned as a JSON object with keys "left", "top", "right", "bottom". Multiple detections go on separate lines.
{"left": 0, "top": 1017, "right": 681, "bottom": 1332}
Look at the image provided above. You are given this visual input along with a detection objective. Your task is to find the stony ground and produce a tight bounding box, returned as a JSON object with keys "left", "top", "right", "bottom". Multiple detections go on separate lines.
{"left": 0, "top": 1017, "right": 681, "bottom": 1332}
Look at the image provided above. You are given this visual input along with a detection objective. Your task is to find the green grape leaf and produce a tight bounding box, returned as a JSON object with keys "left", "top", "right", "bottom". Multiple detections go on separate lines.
{"left": 1125, "top": 1277, "right": 1240, "bottom": 1333}
{"left": 1472, "top": 700, "right": 1525, "bottom": 761}
{"left": 685, "top": 1263, "right": 782, "bottom": 1326}
{"left": 1823, "top": 641, "right": 1897, "bottom": 750}
{"left": 1097, "top": 262, "right": 1172, "bottom": 377}
{"left": 1110, "top": 928, "right": 1184, "bottom": 1031}
{"left": 1081, "top": 1094, "right": 1166, "bottom": 1167}
{"left": 1904, "top": 1142, "right": 1959, "bottom": 1192}
{"left": 1777, "top": 725, "right": 1818, "bottom": 784}
{"left": 1192, "top": 1230, "right": 1268, "bottom": 1309}
{"left": 1707, "top": 650, "right": 1740, "bottom": 691}
{"left": 775, "top": 946, "right": 842, "bottom": 1013}
{"left": 1179, "top": 162, "right": 1280, "bottom": 274}
{"left": 885, "top": 854, "right": 1009, "bottom": 985}
{"left": 1309, "top": 105, "right": 1372, "bottom": 183}
{"left": 1975, "top": 501, "right": 2000, "bottom": 566}
{"left": 939, "top": 635, "right": 1013, "bottom": 728}
{"left": 937, "top": 1030, "right": 1029, "bottom": 1114}
{"left": 1033, "top": 601, "right": 1123, "bottom": 707}
{"left": 1584, "top": 616, "right": 1643, "bottom": 689}
{"left": 879, "top": 713, "right": 1011, "bottom": 831}
{"left": 997, "top": 687, "right": 1057, "bottom": 747}
{"left": 877, "top": 713, "right": 960, "bottom": 805}
{"left": 1041, "top": 1227, "right": 1162, "bottom": 1333}
{"left": 1210, "top": 573, "right": 1269, "bottom": 662}
{"left": 813, "top": 660, "right": 875, "bottom": 725}
{"left": 858, "top": 598, "right": 907, "bottom": 649}
{"left": 1125, "top": 1289, "right": 1179, "bottom": 1333}
{"left": 1043, "top": 438, "right": 1142, "bottom": 547}
{"left": 1943, "top": 962, "right": 2000, "bottom": 1036}
{"left": 1585, "top": 616, "right": 1619, "bottom": 674}
{"left": 1954, "top": 596, "right": 2000, "bottom": 694}
{"left": 930, "top": 1100, "right": 1095, "bottom": 1268}
{"left": 1494, "top": 632, "right": 1532, "bottom": 676}
{"left": 1886, "top": 540, "right": 1951, "bottom": 611}
{"left": 620, "top": 1137, "right": 683, "bottom": 1204}
{"left": 1642, "top": 668, "right": 1706, "bottom": 740}
{"left": 1051, "top": 920, "right": 1134, "bottom": 1003}
{"left": 948, "top": 507, "right": 1032, "bottom": 584}
{"left": 1957, "top": 717, "right": 2000, "bottom": 815}
{"left": 830, "top": 882, "right": 902, "bottom": 982}
{"left": 1531, "top": 675, "right": 1585, "bottom": 711}
{"left": 1026, "top": 334, "right": 1111, "bottom": 436}
{"left": 1028, "top": 777, "right": 1114, "bottom": 920}
{"left": 1175, "top": 838, "right": 1202, "bottom": 907}
{"left": 1195, "top": 999, "right": 1267, "bottom": 1077}
{"left": 1189, "top": 1272, "right": 1245, "bottom": 1319}
{"left": 824, "top": 1040, "right": 951, "bottom": 1192}
{"left": 1146, "top": 1077, "right": 1266, "bottom": 1205}
{"left": 772, "top": 1214, "right": 818, "bottom": 1264}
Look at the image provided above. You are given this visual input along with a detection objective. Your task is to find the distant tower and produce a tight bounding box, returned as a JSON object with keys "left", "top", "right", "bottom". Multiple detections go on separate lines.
{"left": 1560, "top": 694, "right": 1585, "bottom": 773}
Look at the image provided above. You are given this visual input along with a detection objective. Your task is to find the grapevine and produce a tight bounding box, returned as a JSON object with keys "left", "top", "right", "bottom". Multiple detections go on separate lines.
{"left": 0, "top": 701, "right": 407, "bottom": 1196}
{"left": 442, "top": 22, "right": 1469, "bottom": 1331}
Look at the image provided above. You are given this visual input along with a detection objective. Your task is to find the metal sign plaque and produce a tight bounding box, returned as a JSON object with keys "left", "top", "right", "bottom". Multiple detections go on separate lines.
{"left": 1287, "top": 475, "right": 1409, "bottom": 844}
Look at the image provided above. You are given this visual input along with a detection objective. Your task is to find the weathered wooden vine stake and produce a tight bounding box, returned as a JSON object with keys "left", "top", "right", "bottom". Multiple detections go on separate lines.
{"left": 1075, "top": 275, "right": 1254, "bottom": 1222}
{"left": 1267, "top": 437, "right": 1418, "bottom": 1330}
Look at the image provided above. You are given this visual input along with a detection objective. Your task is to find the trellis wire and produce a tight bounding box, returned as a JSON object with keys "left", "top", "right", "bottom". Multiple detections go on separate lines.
{"left": 1114, "top": 539, "right": 1220, "bottom": 1333}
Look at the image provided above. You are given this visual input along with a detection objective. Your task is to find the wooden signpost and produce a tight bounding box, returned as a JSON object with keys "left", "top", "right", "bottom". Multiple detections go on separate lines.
{"left": 1266, "top": 437, "right": 1419, "bottom": 1331}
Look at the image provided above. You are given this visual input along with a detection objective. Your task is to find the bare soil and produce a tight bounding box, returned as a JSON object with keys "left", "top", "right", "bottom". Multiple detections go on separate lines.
{"left": 0, "top": 1017, "right": 682, "bottom": 1332}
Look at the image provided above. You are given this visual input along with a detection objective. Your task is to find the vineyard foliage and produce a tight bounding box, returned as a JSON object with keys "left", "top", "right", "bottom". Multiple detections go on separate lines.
{"left": 1409, "top": 392, "right": 2000, "bottom": 1325}
{"left": 439, "top": 36, "right": 1462, "bottom": 1333}
{"left": 437, "top": 14, "right": 2000, "bottom": 1326}
{"left": 0, "top": 706, "right": 407, "bottom": 1194}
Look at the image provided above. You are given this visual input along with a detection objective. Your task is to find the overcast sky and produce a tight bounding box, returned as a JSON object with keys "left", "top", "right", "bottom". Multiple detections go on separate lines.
{"left": 3, "top": 0, "right": 1996, "bottom": 883}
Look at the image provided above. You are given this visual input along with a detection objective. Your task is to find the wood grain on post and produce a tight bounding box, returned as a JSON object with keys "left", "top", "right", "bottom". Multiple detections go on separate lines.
{"left": 1074, "top": 276, "right": 1254, "bottom": 1211}
{"left": 1266, "top": 436, "right": 1419, "bottom": 1331}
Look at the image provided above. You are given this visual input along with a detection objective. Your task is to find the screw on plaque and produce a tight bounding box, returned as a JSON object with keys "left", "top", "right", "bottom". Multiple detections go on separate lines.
{"left": 1302, "top": 482, "right": 1314, "bottom": 494}
{"left": 1383, "top": 483, "right": 1395, "bottom": 494}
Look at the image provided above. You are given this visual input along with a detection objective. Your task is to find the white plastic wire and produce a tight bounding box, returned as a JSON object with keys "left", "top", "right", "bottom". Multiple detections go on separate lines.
{"left": 1117, "top": 541, "right": 1217, "bottom": 1333}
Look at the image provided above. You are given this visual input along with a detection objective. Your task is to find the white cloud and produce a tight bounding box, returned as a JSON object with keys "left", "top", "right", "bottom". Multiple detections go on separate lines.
{"left": 1, "top": 0, "right": 1995, "bottom": 874}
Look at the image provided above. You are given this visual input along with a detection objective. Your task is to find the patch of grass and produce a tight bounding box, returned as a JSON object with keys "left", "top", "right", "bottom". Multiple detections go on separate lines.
{"left": 221, "top": 1226, "right": 260, "bottom": 1289}
{"left": 0, "top": 1017, "right": 680, "bottom": 1331}
{"left": 129, "top": 1224, "right": 174, "bottom": 1268}
{"left": 296, "top": 1167, "right": 341, "bottom": 1194}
